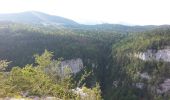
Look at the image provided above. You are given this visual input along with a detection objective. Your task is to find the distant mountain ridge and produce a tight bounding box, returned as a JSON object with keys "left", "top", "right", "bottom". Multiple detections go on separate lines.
{"left": 0, "top": 11, "right": 78, "bottom": 26}
{"left": 0, "top": 11, "right": 161, "bottom": 33}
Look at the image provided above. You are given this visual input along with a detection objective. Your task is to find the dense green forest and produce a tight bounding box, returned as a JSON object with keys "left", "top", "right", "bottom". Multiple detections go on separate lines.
{"left": 106, "top": 26, "right": 170, "bottom": 100}
{"left": 0, "top": 21, "right": 170, "bottom": 99}
{"left": 0, "top": 50, "right": 102, "bottom": 99}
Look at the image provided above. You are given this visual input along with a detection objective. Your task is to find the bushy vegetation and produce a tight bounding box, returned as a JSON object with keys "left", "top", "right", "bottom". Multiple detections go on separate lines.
{"left": 105, "top": 26, "right": 170, "bottom": 100}
{"left": 0, "top": 50, "right": 102, "bottom": 99}
{"left": 0, "top": 22, "right": 125, "bottom": 99}
{"left": 0, "top": 22, "right": 170, "bottom": 99}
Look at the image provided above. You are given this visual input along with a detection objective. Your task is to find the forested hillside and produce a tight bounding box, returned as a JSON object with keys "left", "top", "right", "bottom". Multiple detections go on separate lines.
{"left": 106, "top": 27, "right": 170, "bottom": 100}
{"left": 0, "top": 21, "right": 170, "bottom": 99}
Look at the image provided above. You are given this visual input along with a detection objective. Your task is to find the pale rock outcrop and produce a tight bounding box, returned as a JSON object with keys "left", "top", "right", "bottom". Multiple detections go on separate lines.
{"left": 134, "top": 72, "right": 150, "bottom": 89}
{"left": 138, "top": 72, "right": 151, "bottom": 80}
{"left": 133, "top": 47, "right": 170, "bottom": 93}
{"left": 61, "top": 58, "right": 83, "bottom": 74}
{"left": 112, "top": 81, "right": 119, "bottom": 87}
{"left": 157, "top": 79, "right": 170, "bottom": 94}
{"left": 45, "top": 97, "right": 60, "bottom": 100}
{"left": 135, "top": 48, "right": 170, "bottom": 62}
{"left": 72, "top": 87, "right": 87, "bottom": 97}
{"left": 135, "top": 83, "right": 144, "bottom": 89}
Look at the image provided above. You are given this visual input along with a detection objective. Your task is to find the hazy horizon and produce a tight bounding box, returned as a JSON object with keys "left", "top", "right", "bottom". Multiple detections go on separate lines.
{"left": 0, "top": 0, "right": 170, "bottom": 25}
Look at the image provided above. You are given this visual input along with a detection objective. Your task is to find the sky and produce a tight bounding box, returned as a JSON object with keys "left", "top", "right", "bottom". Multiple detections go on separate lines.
{"left": 0, "top": 0, "right": 170, "bottom": 25}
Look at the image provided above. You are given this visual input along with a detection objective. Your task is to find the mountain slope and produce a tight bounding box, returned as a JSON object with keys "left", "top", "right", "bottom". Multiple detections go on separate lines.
{"left": 0, "top": 11, "right": 78, "bottom": 25}
{"left": 105, "top": 27, "right": 170, "bottom": 100}
{"left": 0, "top": 21, "right": 170, "bottom": 99}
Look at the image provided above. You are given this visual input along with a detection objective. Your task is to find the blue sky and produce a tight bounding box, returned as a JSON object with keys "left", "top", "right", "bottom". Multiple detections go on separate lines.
{"left": 0, "top": 0, "right": 170, "bottom": 25}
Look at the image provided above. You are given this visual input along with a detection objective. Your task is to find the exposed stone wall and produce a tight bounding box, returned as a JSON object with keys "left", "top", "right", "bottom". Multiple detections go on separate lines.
{"left": 134, "top": 47, "right": 170, "bottom": 93}
{"left": 135, "top": 83, "right": 144, "bottom": 89}
{"left": 157, "top": 79, "right": 170, "bottom": 94}
{"left": 138, "top": 72, "right": 151, "bottom": 80}
{"left": 135, "top": 48, "right": 170, "bottom": 62}
{"left": 61, "top": 58, "right": 83, "bottom": 74}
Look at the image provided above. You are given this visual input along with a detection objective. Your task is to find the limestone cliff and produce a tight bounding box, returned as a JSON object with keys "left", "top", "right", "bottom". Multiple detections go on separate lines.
{"left": 135, "top": 47, "right": 170, "bottom": 62}
{"left": 134, "top": 47, "right": 170, "bottom": 94}
{"left": 61, "top": 58, "right": 83, "bottom": 74}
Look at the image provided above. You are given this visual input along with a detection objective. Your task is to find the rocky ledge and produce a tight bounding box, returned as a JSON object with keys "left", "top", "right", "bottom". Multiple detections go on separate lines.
{"left": 134, "top": 47, "right": 170, "bottom": 62}
{"left": 61, "top": 58, "right": 83, "bottom": 74}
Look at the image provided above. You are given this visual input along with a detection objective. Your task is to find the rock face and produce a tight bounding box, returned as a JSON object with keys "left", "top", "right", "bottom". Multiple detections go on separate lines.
{"left": 112, "top": 81, "right": 119, "bottom": 88}
{"left": 133, "top": 47, "right": 170, "bottom": 94}
{"left": 139, "top": 72, "right": 151, "bottom": 80}
{"left": 61, "top": 58, "right": 83, "bottom": 74}
{"left": 133, "top": 72, "right": 150, "bottom": 89}
{"left": 135, "top": 48, "right": 170, "bottom": 62}
{"left": 72, "top": 87, "right": 87, "bottom": 97}
{"left": 135, "top": 83, "right": 144, "bottom": 89}
{"left": 157, "top": 79, "right": 170, "bottom": 94}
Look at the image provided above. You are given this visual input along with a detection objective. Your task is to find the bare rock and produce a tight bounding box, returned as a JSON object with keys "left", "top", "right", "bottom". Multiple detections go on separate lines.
{"left": 72, "top": 87, "right": 87, "bottom": 97}
{"left": 135, "top": 48, "right": 170, "bottom": 62}
{"left": 61, "top": 58, "right": 83, "bottom": 74}
{"left": 157, "top": 79, "right": 170, "bottom": 94}
{"left": 135, "top": 83, "right": 144, "bottom": 89}
{"left": 138, "top": 72, "right": 151, "bottom": 80}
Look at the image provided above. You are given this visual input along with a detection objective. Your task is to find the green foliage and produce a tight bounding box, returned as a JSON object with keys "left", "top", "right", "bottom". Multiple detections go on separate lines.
{"left": 107, "top": 26, "right": 170, "bottom": 99}
{"left": 1, "top": 22, "right": 170, "bottom": 99}
{"left": 77, "top": 69, "right": 92, "bottom": 87}
{"left": 76, "top": 83, "right": 102, "bottom": 100}
{"left": 0, "top": 50, "right": 102, "bottom": 99}
{"left": 0, "top": 22, "right": 123, "bottom": 99}
{"left": 34, "top": 49, "right": 53, "bottom": 68}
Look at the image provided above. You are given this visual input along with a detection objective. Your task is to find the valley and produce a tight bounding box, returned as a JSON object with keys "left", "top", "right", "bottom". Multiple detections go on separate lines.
{"left": 0, "top": 11, "right": 169, "bottom": 100}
